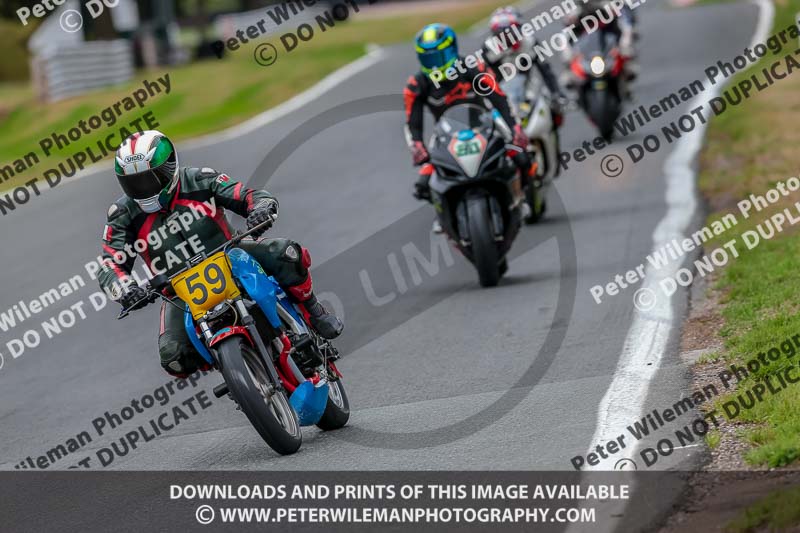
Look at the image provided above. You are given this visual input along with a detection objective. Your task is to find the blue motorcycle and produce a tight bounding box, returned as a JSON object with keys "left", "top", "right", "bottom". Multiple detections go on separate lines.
{"left": 119, "top": 218, "right": 349, "bottom": 455}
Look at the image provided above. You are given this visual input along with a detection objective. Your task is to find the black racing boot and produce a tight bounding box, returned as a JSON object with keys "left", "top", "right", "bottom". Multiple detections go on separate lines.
{"left": 304, "top": 294, "right": 344, "bottom": 339}
{"left": 286, "top": 274, "right": 344, "bottom": 340}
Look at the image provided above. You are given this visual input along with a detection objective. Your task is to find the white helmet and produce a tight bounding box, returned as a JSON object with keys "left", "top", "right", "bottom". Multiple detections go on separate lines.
{"left": 115, "top": 130, "right": 179, "bottom": 213}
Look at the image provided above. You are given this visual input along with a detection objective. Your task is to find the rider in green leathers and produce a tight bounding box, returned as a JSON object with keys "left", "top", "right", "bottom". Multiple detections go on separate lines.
{"left": 99, "top": 130, "right": 343, "bottom": 377}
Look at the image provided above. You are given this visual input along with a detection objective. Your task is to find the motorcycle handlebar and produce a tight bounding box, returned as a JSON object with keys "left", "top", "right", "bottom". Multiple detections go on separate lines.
{"left": 116, "top": 215, "right": 276, "bottom": 320}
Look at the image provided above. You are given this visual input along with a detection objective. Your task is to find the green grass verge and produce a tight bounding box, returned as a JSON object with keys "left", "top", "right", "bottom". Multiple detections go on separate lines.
{"left": 725, "top": 486, "right": 800, "bottom": 532}
{"left": 706, "top": 430, "right": 721, "bottom": 450}
{"left": 0, "top": 0, "right": 507, "bottom": 191}
{"left": 697, "top": 0, "right": 800, "bottom": 469}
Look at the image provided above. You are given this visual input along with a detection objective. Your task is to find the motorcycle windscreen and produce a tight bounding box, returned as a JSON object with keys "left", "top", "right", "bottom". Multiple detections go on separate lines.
{"left": 577, "top": 29, "right": 612, "bottom": 58}
{"left": 500, "top": 75, "right": 527, "bottom": 110}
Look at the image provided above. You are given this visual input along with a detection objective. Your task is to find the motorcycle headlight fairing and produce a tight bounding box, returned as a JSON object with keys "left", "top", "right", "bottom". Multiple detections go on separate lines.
{"left": 590, "top": 56, "right": 606, "bottom": 76}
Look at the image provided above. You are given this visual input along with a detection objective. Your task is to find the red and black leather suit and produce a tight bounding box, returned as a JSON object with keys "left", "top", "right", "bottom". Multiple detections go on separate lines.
{"left": 403, "top": 60, "right": 532, "bottom": 199}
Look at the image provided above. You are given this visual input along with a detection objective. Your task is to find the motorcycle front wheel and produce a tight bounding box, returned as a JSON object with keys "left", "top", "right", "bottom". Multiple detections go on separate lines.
{"left": 585, "top": 88, "right": 619, "bottom": 142}
{"left": 217, "top": 337, "right": 302, "bottom": 455}
{"left": 466, "top": 195, "right": 501, "bottom": 288}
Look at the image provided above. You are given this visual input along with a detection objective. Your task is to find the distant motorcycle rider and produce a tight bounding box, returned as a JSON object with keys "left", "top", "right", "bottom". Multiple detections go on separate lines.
{"left": 562, "top": 0, "right": 638, "bottom": 85}
{"left": 482, "top": 7, "right": 567, "bottom": 128}
{"left": 98, "top": 130, "right": 343, "bottom": 378}
{"left": 404, "top": 23, "right": 535, "bottom": 202}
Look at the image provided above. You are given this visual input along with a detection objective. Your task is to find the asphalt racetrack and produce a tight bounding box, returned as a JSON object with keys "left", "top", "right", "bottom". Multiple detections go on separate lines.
{"left": 0, "top": 0, "right": 761, "bottom": 475}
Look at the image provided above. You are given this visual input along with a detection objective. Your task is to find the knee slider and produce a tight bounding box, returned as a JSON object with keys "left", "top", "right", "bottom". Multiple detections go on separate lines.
{"left": 280, "top": 241, "right": 311, "bottom": 274}
{"left": 159, "top": 341, "right": 199, "bottom": 377}
{"left": 161, "top": 358, "right": 192, "bottom": 378}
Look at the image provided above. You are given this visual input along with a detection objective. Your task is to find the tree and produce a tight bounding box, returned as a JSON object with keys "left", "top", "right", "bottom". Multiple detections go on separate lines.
{"left": 81, "top": 2, "right": 118, "bottom": 40}
{"left": 1, "top": 1, "right": 40, "bottom": 20}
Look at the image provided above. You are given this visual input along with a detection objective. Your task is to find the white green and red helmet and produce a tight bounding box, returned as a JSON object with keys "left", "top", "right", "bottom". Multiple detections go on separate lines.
{"left": 489, "top": 7, "right": 524, "bottom": 51}
{"left": 114, "top": 130, "right": 179, "bottom": 213}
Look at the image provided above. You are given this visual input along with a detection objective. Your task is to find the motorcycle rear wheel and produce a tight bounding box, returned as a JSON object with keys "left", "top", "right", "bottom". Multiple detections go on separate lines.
{"left": 316, "top": 378, "right": 350, "bottom": 431}
{"left": 217, "top": 337, "right": 302, "bottom": 455}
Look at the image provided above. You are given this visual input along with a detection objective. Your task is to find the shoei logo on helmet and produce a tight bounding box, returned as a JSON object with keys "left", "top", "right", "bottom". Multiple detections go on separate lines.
{"left": 124, "top": 154, "right": 145, "bottom": 164}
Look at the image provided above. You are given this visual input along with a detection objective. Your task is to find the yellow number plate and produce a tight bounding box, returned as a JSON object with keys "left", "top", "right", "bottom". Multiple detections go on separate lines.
{"left": 172, "top": 252, "right": 240, "bottom": 319}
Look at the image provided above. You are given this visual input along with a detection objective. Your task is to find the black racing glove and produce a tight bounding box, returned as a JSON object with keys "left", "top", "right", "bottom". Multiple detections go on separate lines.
{"left": 120, "top": 285, "right": 154, "bottom": 311}
{"left": 247, "top": 200, "right": 279, "bottom": 238}
{"left": 413, "top": 173, "right": 432, "bottom": 202}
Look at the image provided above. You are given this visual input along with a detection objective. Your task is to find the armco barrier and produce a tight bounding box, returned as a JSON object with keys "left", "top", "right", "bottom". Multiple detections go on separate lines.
{"left": 31, "top": 39, "right": 134, "bottom": 103}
